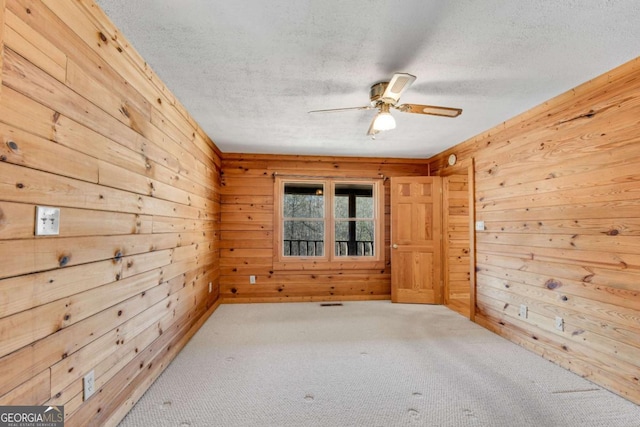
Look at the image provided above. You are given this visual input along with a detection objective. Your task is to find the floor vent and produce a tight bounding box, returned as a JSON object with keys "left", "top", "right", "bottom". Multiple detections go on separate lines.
{"left": 320, "top": 303, "right": 343, "bottom": 307}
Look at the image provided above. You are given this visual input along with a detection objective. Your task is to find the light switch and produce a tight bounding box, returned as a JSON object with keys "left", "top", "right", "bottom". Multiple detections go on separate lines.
{"left": 475, "top": 221, "right": 485, "bottom": 231}
{"left": 35, "top": 206, "right": 61, "bottom": 236}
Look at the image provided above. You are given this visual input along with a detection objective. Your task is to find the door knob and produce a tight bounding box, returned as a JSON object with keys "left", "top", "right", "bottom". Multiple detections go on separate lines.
{"left": 392, "top": 244, "right": 398, "bottom": 249}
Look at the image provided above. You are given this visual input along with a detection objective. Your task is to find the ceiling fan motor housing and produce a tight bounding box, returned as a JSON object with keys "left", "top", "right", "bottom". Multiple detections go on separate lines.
{"left": 370, "top": 81, "right": 390, "bottom": 106}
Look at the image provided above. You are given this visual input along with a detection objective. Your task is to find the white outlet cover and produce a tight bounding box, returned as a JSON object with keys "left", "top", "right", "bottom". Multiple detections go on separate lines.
{"left": 475, "top": 221, "right": 485, "bottom": 231}
{"left": 250, "top": 275, "right": 256, "bottom": 284}
{"left": 519, "top": 304, "right": 528, "bottom": 318}
{"left": 555, "top": 316, "right": 564, "bottom": 331}
{"left": 35, "top": 206, "right": 61, "bottom": 236}
{"left": 83, "top": 370, "right": 95, "bottom": 400}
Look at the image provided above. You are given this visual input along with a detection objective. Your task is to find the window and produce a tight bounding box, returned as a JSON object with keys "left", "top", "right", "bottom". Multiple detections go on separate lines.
{"left": 274, "top": 177, "right": 384, "bottom": 270}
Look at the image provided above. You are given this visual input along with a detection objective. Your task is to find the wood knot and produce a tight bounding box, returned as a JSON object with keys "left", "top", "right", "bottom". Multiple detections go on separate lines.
{"left": 118, "top": 310, "right": 123, "bottom": 316}
{"left": 98, "top": 31, "right": 108, "bottom": 42}
{"left": 7, "top": 141, "right": 18, "bottom": 151}
{"left": 603, "top": 229, "right": 619, "bottom": 236}
{"left": 560, "top": 295, "right": 568, "bottom": 301}
{"left": 16, "top": 183, "right": 24, "bottom": 189}
{"left": 59, "top": 255, "right": 70, "bottom": 267}
{"left": 545, "top": 279, "right": 562, "bottom": 290}
{"left": 114, "top": 251, "right": 123, "bottom": 262}
{"left": 0, "top": 155, "right": 6, "bottom": 162}
{"left": 231, "top": 288, "right": 237, "bottom": 294}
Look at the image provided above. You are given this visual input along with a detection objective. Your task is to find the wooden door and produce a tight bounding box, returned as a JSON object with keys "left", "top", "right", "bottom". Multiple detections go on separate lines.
{"left": 390, "top": 176, "right": 442, "bottom": 304}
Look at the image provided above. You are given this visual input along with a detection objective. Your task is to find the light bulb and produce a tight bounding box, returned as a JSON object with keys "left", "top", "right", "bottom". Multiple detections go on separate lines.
{"left": 372, "top": 112, "right": 396, "bottom": 131}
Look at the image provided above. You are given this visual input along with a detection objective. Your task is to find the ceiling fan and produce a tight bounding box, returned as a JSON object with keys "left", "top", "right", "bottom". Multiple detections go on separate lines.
{"left": 309, "top": 73, "right": 462, "bottom": 137}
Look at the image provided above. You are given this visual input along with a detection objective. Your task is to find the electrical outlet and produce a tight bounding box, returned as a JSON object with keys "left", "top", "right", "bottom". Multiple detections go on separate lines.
{"left": 209, "top": 282, "right": 212, "bottom": 293}
{"left": 83, "top": 370, "right": 95, "bottom": 400}
{"left": 555, "top": 316, "right": 564, "bottom": 331}
{"left": 249, "top": 275, "right": 256, "bottom": 284}
{"left": 35, "top": 206, "right": 61, "bottom": 236}
{"left": 519, "top": 304, "right": 528, "bottom": 319}
{"left": 475, "top": 221, "right": 485, "bottom": 231}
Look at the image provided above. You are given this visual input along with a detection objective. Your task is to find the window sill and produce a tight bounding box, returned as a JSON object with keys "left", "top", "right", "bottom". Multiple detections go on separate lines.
{"left": 273, "top": 259, "right": 385, "bottom": 271}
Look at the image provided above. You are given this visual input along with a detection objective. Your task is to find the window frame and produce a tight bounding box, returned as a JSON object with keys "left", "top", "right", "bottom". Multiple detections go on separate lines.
{"left": 273, "top": 177, "right": 385, "bottom": 270}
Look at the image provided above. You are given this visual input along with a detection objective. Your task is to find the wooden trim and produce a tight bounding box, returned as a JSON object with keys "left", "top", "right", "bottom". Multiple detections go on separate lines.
{"left": 273, "top": 176, "right": 385, "bottom": 270}
{"left": 221, "top": 295, "right": 390, "bottom": 304}
{"left": 468, "top": 158, "right": 476, "bottom": 321}
{"left": 273, "top": 172, "right": 386, "bottom": 180}
{"left": 225, "top": 152, "right": 432, "bottom": 164}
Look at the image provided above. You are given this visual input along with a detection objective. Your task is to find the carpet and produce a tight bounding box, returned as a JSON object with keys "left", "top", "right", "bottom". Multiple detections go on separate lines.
{"left": 118, "top": 301, "right": 640, "bottom": 426}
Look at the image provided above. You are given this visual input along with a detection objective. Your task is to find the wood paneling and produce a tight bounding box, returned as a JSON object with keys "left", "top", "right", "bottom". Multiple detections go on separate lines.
{"left": 428, "top": 56, "right": 640, "bottom": 405}
{"left": 0, "top": 0, "right": 4, "bottom": 94}
{"left": 442, "top": 174, "right": 471, "bottom": 317}
{"left": 0, "top": 2, "right": 220, "bottom": 426}
{"left": 220, "top": 154, "right": 429, "bottom": 302}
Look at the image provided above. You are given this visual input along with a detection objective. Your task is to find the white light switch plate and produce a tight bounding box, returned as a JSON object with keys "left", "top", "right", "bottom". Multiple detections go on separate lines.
{"left": 475, "top": 221, "right": 485, "bottom": 231}
{"left": 35, "top": 206, "right": 61, "bottom": 236}
{"left": 83, "top": 370, "right": 95, "bottom": 400}
{"left": 250, "top": 275, "right": 256, "bottom": 284}
{"left": 555, "top": 316, "right": 564, "bottom": 331}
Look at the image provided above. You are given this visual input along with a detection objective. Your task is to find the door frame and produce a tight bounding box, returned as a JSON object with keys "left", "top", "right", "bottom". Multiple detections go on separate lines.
{"left": 438, "top": 157, "right": 476, "bottom": 321}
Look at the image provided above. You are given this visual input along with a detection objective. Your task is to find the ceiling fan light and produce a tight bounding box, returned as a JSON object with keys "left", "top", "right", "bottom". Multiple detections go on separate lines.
{"left": 372, "top": 112, "right": 396, "bottom": 131}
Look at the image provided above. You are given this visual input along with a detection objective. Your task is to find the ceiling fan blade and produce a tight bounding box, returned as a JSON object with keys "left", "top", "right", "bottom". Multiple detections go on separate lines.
{"left": 308, "top": 105, "right": 373, "bottom": 113}
{"left": 381, "top": 73, "right": 416, "bottom": 104}
{"left": 395, "top": 103, "right": 462, "bottom": 117}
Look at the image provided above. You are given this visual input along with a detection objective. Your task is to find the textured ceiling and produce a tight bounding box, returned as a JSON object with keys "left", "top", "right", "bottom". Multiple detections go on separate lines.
{"left": 95, "top": 0, "right": 640, "bottom": 158}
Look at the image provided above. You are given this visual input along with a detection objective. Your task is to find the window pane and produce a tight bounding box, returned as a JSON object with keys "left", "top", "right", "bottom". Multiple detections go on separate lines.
{"left": 334, "top": 183, "right": 373, "bottom": 219}
{"left": 356, "top": 196, "right": 373, "bottom": 218}
{"left": 284, "top": 183, "right": 324, "bottom": 218}
{"left": 334, "top": 195, "right": 349, "bottom": 219}
{"left": 283, "top": 220, "right": 324, "bottom": 256}
{"left": 334, "top": 220, "right": 375, "bottom": 257}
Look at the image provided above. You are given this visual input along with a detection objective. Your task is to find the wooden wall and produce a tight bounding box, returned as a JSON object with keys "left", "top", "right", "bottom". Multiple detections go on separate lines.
{"left": 0, "top": 1, "right": 221, "bottom": 426}
{"left": 220, "top": 154, "right": 429, "bottom": 302}
{"left": 442, "top": 174, "right": 471, "bottom": 318}
{"left": 428, "top": 57, "right": 640, "bottom": 404}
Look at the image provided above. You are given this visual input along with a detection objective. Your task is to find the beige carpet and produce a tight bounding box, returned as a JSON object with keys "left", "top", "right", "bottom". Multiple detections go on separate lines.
{"left": 118, "top": 301, "right": 640, "bottom": 426}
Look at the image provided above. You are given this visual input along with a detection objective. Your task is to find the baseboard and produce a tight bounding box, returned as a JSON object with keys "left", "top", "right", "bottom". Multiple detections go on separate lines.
{"left": 221, "top": 295, "right": 391, "bottom": 304}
